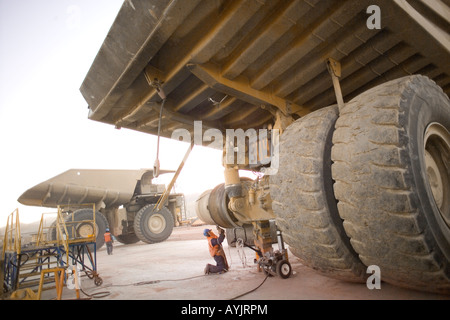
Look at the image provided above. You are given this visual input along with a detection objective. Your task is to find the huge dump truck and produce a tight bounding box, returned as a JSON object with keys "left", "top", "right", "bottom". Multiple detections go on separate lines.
{"left": 18, "top": 169, "right": 186, "bottom": 248}
{"left": 79, "top": 0, "right": 449, "bottom": 294}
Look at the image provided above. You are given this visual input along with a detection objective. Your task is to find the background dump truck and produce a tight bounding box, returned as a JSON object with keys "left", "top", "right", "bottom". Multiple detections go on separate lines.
{"left": 18, "top": 169, "right": 186, "bottom": 248}
{"left": 79, "top": 1, "right": 449, "bottom": 293}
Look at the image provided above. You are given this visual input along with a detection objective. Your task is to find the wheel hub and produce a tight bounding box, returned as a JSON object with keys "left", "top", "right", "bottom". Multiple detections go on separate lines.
{"left": 147, "top": 213, "right": 166, "bottom": 234}
{"left": 279, "top": 263, "right": 291, "bottom": 276}
{"left": 424, "top": 122, "right": 450, "bottom": 228}
{"left": 77, "top": 222, "right": 96, "bottom": 238}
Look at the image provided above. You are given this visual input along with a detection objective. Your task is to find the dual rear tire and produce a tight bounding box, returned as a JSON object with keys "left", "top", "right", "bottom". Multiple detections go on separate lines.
{"left": 270, "top": 105, "right": 367, "bottom": 283}
{"left": 270, "top": 75, "right": 450, "bottom": 294}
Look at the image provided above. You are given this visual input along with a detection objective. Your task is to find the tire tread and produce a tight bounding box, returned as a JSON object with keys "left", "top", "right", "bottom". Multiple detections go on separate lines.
{"left": 332, "top": 75, "right": 450, "bottom": 294}
{"left": 271, "top": 105, "right": 367, "bottom": 282}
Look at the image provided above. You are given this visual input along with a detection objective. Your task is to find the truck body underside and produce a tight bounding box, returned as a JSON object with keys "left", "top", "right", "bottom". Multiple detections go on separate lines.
{"left": 80, "top": 0, "right": 449, "bottom": 139}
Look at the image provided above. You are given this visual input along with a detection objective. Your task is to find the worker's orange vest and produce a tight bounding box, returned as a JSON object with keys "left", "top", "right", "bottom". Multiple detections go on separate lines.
{"left": 206, "top": 231, "right": 229, "bottom": 270}
{"left": 207, "top": 232, "right": 220, "bottom": 257}
{"left": 104, "top": 232, "right": 112, "bottom": 243}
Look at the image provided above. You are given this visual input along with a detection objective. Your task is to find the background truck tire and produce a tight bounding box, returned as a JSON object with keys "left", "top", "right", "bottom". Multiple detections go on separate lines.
{"left": 270, "top": 105, "right": 367, "bottom": 282}
{"left": 66, "top": 208, "right": 109, "bottom": 250}
{"left": 134, "top": 204, "right": 174, "bottom": 244}
{"left": 332, "top": 75, "right": 450, "bottom": 294}
{"left": 116, "top": 233, "right": 140, "bottom": 245}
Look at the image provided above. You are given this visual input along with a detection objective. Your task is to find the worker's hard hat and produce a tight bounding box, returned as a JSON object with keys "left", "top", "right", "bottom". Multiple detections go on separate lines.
{"left": 203, "top": 229, "right": 211, "bottom": 237}
{"left": 106, "top": 228, "right": 110, "bottom": 232}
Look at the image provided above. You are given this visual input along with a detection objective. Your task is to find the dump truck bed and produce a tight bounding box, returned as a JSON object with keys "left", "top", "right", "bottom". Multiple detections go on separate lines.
{"left": 18, "top": 169, "right": 150, "bottom": 207}
{"left": 80, "top": 0, "right": 450, "bottom": 139}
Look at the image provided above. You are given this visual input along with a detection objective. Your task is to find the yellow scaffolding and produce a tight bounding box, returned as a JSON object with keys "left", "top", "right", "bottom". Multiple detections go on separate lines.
{"left": 61, "top": 203, "right": 97, "bottom": 245}
{"left": 35, "top": 204, "right": 97, "bottom": 246}
{"left": 3, "top": 208, "right": 21, "bottom": 255}
{"left": 2, "top": 204, "right": 100, "bottom": 297}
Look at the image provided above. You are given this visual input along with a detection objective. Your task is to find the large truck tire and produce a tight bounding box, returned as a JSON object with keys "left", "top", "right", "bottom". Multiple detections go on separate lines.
{"left": 65, "top": 208, "right": 109, "bottom": 250}
{"left": 47, "top": 219, "right": 58, "bottom": 242}
{"left": 332, "top": 75, "right": 450, "bottom": 294}
{"left": 116, "top": 234, "right": 140, "bottom": 245}
{"left": 134, "top": 204, "right": 174, "bottom": 244}
{"left": 270, "top": 105, "right": 367, "bottom": 282}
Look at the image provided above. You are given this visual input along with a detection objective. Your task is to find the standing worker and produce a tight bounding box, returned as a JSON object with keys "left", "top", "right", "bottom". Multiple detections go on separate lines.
{"left": 204, "top": 226, "right": 229, "bottom": 274}
{"left": 104, "top": 228, "right": 114, "bottom": 255}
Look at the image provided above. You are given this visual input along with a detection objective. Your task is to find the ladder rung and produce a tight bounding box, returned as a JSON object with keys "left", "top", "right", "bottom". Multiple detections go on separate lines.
{"left": 19, "top": 271, "right": 44, "bottom": 278}
{"left": 21, "top": 261, "right": 60, "bottom": 271}
{"left": 24, "top": 253, "right": 59, "bottom": 259}
{"left": 19, "top": 269, "right": 62, "bottom": 278}
{"left": 19, "top": 278, "right": 56, "bottom": 289}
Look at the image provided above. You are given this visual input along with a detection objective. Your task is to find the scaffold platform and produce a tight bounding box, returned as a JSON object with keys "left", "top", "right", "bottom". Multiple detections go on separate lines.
{"left": 2, "top": 205, "right": 102, "bottom": 298}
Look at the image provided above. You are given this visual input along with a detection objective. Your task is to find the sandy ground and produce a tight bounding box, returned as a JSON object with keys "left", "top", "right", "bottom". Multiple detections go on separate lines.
{"left": 39, "top": 224, "right": 450, "bottom": 301}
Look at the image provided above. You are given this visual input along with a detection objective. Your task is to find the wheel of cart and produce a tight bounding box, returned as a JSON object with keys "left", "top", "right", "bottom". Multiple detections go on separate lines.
{"left": 276, "top": 260, "right": 292, "bottom": 279}
{"left": 94, "top": 275, "right": 103, "bottom": 286}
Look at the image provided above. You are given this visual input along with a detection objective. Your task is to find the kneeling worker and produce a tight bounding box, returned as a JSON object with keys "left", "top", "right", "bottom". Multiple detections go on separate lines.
{"left": 204, "top": 227, "right": 229, "bottom": 274}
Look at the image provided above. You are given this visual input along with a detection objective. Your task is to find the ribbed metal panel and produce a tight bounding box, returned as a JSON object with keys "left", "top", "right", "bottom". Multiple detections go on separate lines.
{"left": 80, "top": 0, "right": 450, "bottom": 139}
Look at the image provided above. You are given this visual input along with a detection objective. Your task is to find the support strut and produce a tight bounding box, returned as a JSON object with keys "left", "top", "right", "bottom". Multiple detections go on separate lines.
{"left": 155, "top": 141, "right": 194, "bottom": 212}
{"left": 326, "top": 58, "right": 345, "bottom": 111}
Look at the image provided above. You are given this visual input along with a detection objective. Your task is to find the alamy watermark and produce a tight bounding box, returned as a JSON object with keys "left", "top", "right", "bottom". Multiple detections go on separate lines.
{"left": 367, "top": 5, "right": 381, "bottom": 30}
{"left": 366, "top": 265, "right": 381, "bottom": 290}
{"left": 171, "top": 121, "right": 280, "bottom": 175}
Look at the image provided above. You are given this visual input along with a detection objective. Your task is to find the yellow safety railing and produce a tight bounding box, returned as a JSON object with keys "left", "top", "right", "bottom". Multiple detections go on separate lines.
{"left": 34, "top": 204, "right": 96, "bottom": 266}
{"left": 35, "top": 204, "right": 96, "bottom": 246}
{"left": 3, "top": 204, "right": 96, "bottom": 260}
{"left": 35, "top": 210, "right": 70, "bottom": 265}
{"left": 36, "top": 212, "right": 57, "bottom": 247}
{"left": 57, "top": 213, "right": 69, "bottom": 265}
{"left": 3, "top": 209, "right": 21, "bottom": 255}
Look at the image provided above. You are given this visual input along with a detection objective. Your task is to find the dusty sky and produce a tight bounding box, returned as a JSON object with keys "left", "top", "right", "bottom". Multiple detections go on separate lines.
{"left": 0, "top": 0, "right": 238, "bottom": 225}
